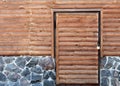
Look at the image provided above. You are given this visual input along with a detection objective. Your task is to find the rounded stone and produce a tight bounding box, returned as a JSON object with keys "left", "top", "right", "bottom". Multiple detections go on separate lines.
{"left": 20, "top": 78, "right": 30, "bottom": 86}
{"left": 31, "top": 73, "right": 43, "bottom": 82}
{"left": 0, "top": 58, "right": 4, "bottom": 65}
{"left": 117, "top": 65, "right": 120, "bottom": 70}
{"left": 21, "top": 68, "right": 30, "bottom": 77}
{"left": 8, "top": 73, "right": 21, "bottom": 82}
{"left": 32, "top": 82, "right": 42, "bottom": 86}
{"left": 43, "top": 71, "right": 49, "bottom": 79}
{"left": 15, "top": 57, "right": 26, "bottom": 68}
{"left": 43, "top": 80, "right": 55, "bottom": 86}
{"left": 0, "top": 65, "right": 4, "bottom": 71}
{"left": 101, "top": 77, "right": 109, "bottom": 86}
{"left": 5, "top": 63, "right": 22, "bottom": 73}
{"left": 111, "top": 78, "right": 119, "bottom": 86}
{"left": 101, "top": 69, "right": 111, "bottom": 77}
{"left": 3, "top": 57, "right": 15, "bottom": 64}
{"left": 49, "top": 71, "right": 56, "bottom": 80}
{"left": 0, "top": 72, "right": 6, "bottom": 81}
{"left": 25, "top": 56, "right": 32, "bottom": 61}
{"left": 31, "top": 65, "right": 42, "bottom": 74}
{"left": 111, "top": 70, "right": 119, "bottom": 78}
{"left": 105, "top": 57, "right": 114, "bottom": 69}
{"left": 8, "top": 81, "right": 20, "bottom": 86}
{"left": 0, "top": 82, "right": 5, "bottom": 86}
{"left": 26, "top": 58, "right": 38, "bottom": 67}
{"left": 39, "top": 57, "right": 55, "bottom": 70}
{"left": 112, "top": 62, "right": 119, "bottom": 69}
{"left": 101, "top": 57, "right": 107, "bottom": 69}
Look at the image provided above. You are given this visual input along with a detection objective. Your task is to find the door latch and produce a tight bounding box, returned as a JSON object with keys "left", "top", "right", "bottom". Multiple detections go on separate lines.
{"left": 97, "top": 45, "right": 100, "bottom": 50}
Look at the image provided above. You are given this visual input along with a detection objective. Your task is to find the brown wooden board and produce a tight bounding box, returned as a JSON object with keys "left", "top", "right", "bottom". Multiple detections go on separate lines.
{"left": 55, "top": 12, "right": 99, "bottom": 84}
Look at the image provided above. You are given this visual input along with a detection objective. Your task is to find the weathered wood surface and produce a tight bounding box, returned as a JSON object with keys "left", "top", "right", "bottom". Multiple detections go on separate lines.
{"left": 56, "top": 13, "right": 99, "bottom": 84}
{"left": 0, "top": 0, "right": 52, "bottom": 55}
{"left": 0, "top": 0, "right": 120, "bottom": 85}
{"left": 57, "top": 84, "right": 98, "bottom": 86}
{"left": 0, "top": 0, "right": 120, "bottom": 56}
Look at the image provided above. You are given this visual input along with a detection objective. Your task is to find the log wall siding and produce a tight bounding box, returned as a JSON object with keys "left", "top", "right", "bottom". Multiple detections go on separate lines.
{"left": 0, "top": 1, "right": 29, "bottom": 55}
{"left": 0, "top": 0, "right": 120, "bottom": 85}
{"left": 56, "top": 13, "right": 99, "bottom": 84}
{"left": 0, "top": 0, "right": 52, "bottom": 56}
{"left": 0, "top": 1, "right": 120, "bottom": 56}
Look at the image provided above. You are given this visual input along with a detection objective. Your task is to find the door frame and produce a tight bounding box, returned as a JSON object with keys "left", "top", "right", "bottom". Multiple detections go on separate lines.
{"left": 53, "top": 9, "right": 101, "bottom": 85}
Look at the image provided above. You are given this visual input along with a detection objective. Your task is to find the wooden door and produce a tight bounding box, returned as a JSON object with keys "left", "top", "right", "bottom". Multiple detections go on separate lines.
{"left": 54, "top": 11, "right": 100, "bottom": 85}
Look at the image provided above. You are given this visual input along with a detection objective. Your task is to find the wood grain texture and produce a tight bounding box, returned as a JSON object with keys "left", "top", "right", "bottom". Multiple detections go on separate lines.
{"left": 56, "top": 13, "right": 99, "bottom": 84}
{"left": 0, "top": 0, "right": 120, "bottom": 85}
{"left": 0, "top": 0, "right": 52, "bottom": 56}
{"left": 0, "top": 0, "right": 120, "bottom": 56}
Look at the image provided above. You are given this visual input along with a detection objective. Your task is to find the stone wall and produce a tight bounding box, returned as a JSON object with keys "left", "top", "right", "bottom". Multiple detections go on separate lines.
{"left": 100, "top": 56, "right": 120, "bottom": 86}
{"left": 1, "top": 56, "right": 120, "bottom": 86}
{"left": 0, "top": 56, "right": 55, "bottom": 86}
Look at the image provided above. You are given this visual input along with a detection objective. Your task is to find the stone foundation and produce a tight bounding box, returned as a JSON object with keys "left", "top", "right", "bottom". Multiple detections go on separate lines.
{"left": 1, "top": 56, "right": 120, "bottom": 86}
{"left": 100, "top": 56, "right": 120, "bottom": 86}
{"left": 0, "top": 56, "right": 55, "bottom": 86}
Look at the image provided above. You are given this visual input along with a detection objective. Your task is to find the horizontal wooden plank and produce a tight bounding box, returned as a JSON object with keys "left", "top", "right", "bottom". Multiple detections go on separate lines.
{"left": 59, "top": 75, "right": 98, "bottom": 79}
{"left": 59, "top": 28, "right": 98, "bottom": 32}
{"left": 103, "top": 51, "right": 120, "bottom": 56}
{"left": 0, "top": 46, "right": 28, "bottom": 51}
{"left": 59, "top": 42, "right": 97, "bottom": 46}
{"left": 103, "top": 33, "right": 120, "bottom": 36}
{"left": 59, "top": 37, "right": 98, "bottom": 41}
{"left": 30, "top": 47, "right": 51, "bottom": 51}
{"left": 30, "top": 37, "right": 52, "bottom": 41}
{"left": 59, "top": 70, "right": 98, "bottom": 75}
{"left": 30, "top": 51, "right": 51, "bottom": 55}
{"left": 0, "top": 37, "right": 28, "bottom": 41}
{"left": 59, "top": 65, "right": 98, "bottom": 70}
{"left": 0, "top": 28, "right": 28, "bottom": 32}
{"left": 59, "top": 79, "right": 98, "bottom": 84}
{"left": 30, "top": 32, "right": 51, "bottom": 35}
{"left": 103, "top": 42, "right": 120, "bottom": 46}
{"left": 59, "top": 56, "right": 98, "bottom": 60}
{"left": 0, "top": 42, "right": 28, "bottom": 46}
{"left": 59, "top": 52, "right": 98, "bottom": 56}
{"left": 59, "top": 61, "right": 98, "bottom": 65}
{"left": 57, "top": 25, "right": 98, "bottom": 28}
{"left": 58, "top": 19, "right": 98, "bottom": 24}
{"left": 30, "top": 42, "right": 51, "bottom": 46}
{"left": 103, "top": 28, "right": 120, "bottom": 32}
{"left": 59, "top": 46, "right": 97, "bottom": 51}
{"left": 58, "top": 32, "right": 98, "bottom": 37}
{"left": 0, "top": 51, "right": 29, "bottom": 55}
{"left": 59, "top": 39, "right": 98, "bottom": 42}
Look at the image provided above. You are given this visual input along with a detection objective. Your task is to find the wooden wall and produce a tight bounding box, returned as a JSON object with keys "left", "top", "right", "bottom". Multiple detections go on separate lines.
{"left": 0, "top": 0, "right": 52, "bottom": 56}
{"left": 0, "top": 0, "right": 120, "bottom": 57}
{"left": 56, "top": 12, "right": 99, "bottom": 84}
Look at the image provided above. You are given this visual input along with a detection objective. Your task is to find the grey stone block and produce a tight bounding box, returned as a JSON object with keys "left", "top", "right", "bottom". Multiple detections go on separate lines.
{"left": 101, "top": 77, "right": 109, "bottom": 86}
{"left": 20, "top": 78, "right": 30, "bottom": 86}
{"left": 32, "top": 82, "right": 42, "bottom": 86}
{"left": 43, "top": 80, "right": 55, "bottom": 86}
{"left": 15, "top": 57, "right": 26, "bottom": 69}
{"left": 0, "top": 72, "right": 6, "bottom": 81}
{"left": 21, "top": 68, "right": 30, "bottom": 77}
{"left": 8, "top": 73, "right": 21, "bottom": 82}
{"left": 31, "top": 65, "right": 42, "bottom": 74}
{"left": 26, "top": 58, "right": 38, "bottom": 67}
{"left": 101, "top": 69, "right": 111, "bottom": 77}
{"left": 5, "top": 63, "right": 21, "bottom": 73}
{"left": 31, "top": 73, "right": 43, "bottom": 82}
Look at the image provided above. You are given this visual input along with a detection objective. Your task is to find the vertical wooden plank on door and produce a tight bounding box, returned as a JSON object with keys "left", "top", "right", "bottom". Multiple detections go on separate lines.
{"left": 55, "top": 10, "right": 100, "bottom": 84}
